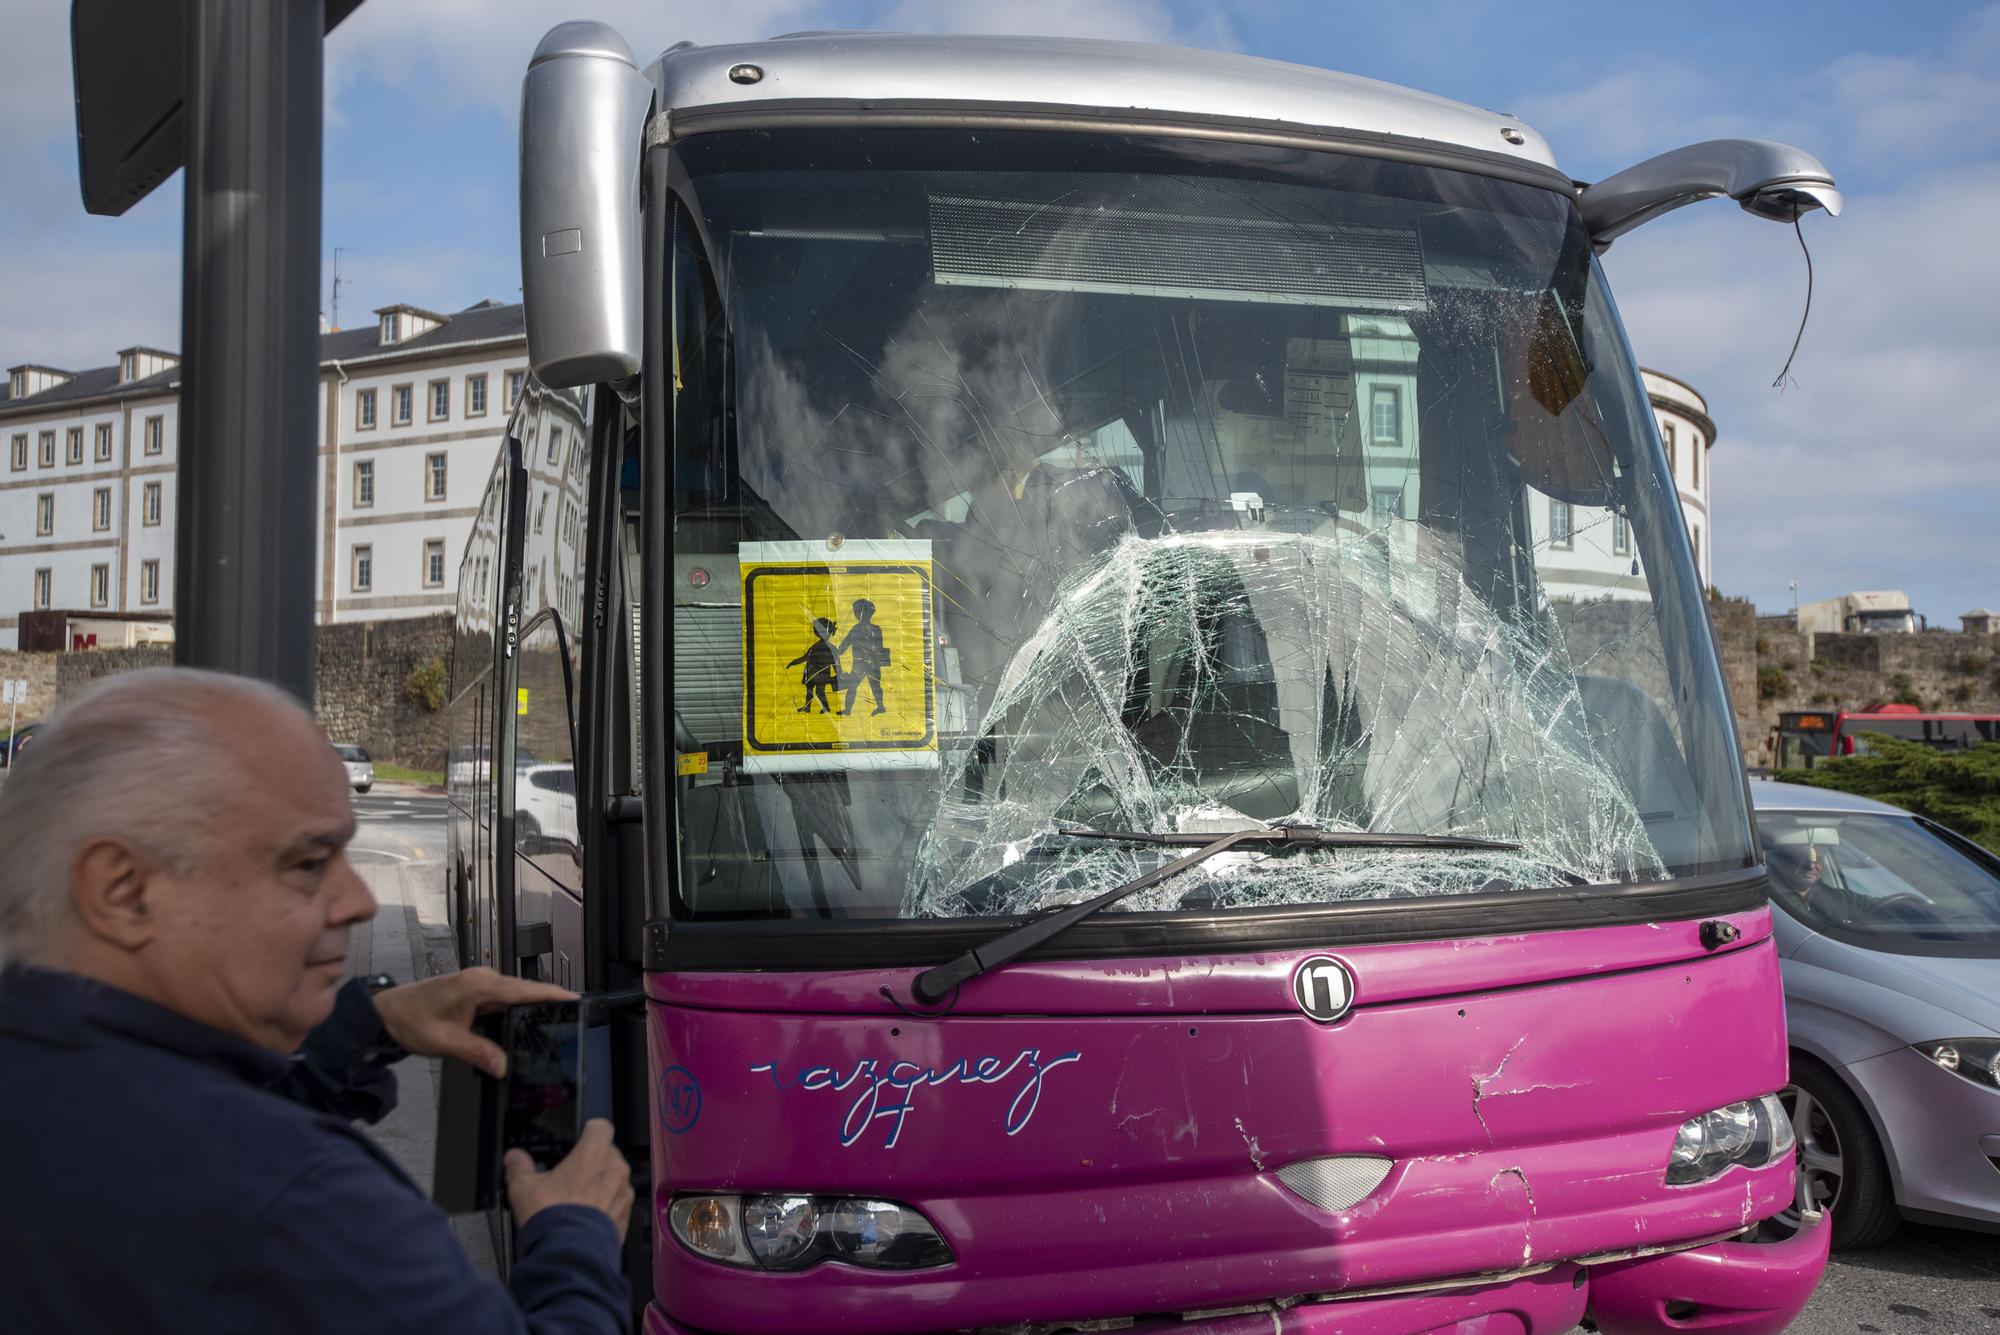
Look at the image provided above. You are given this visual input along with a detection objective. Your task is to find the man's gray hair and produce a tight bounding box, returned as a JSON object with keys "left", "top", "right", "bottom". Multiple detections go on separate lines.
{"left": 0, "top": 667, "right": 310, "bottom": 967}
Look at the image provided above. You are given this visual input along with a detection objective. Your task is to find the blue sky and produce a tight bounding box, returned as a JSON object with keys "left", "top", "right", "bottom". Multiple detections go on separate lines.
{"left": 4, "top": 1, "right": 1996, "bottom": 621}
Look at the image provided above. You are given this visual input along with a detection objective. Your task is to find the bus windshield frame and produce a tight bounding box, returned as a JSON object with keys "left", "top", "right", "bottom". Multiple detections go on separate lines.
{"left": 656, "top": 125, "right": 1755, "bottom": 950}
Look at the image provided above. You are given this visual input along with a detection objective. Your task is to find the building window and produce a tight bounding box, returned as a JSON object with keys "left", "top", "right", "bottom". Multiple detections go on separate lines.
{"left": 354, "top": 459, "right": 375, "bottom": 507}
{"left": 425, "top": 452, "right": 448, "bottom": 501}
{"left": 467, "top": 374, "right": 488, "bottom": 417}
{"left": 351, "top": 544, "right": 373, "bottom": 593}
{"left": 505, "top": 369, "right": 525, "bottom": 411}
{"left": 1370, "top": 487, "right": 1403, "bottom": 527}
{"left": 545, "top": 426, "right": 561, "bottom": 465}
{"left": 1613, "top": 513, "right": 1631, "bottom": 556}
{"left": 424, "top": 539, "right": 446, "bottom": 588}
{"left": 380, "top": 312, "right": 400, "bottom": 344}
{"left": 93, "top": 487, "right": 111, "bottom": 531}
{"left": 1691, "top": 435, "right": 1701, "bottom": 490}
{"left": 1370, "top": 387, "right": 1400, "bottom": 445}
{"left": 535, "top": 491, "right": 549, "bottom": 534}
{"left": 9, "top": 434, "right": 24, "bottom": 471}
{"left": 35, "top": 493, "right": 53, "bottom": 535}
{"left": 143, "top": 481, "right": 162, "bottom": 526}
{"left": 94, "top": 422, "right": 112, "bottom": 461}
{"left": 66, "top": 427, "right": 83, "bottom": 465}
{"left": 141, "top": 559, "right": 160, "bottom": 605}
{"left": 1549, "top": 498, "right": 1572, "bottom": 550}
{"left": 90, "top": 564, "right": 109, "bottom": 608}
{"left": 1692, "top": 523, "right": 1703, "bottom": 569}
{"left": 1662, "top": 421, "right": 1676, "bottom": 478}
{"left": 391, "top": 384, "right": 412, "bottom": 426}
{"left": 33, "top": 568, "right": 51, "bottom": 610}
{"left": 38, "top": 431, "right": 55, "bottom": 467}
{"left": 356, "top": 387, "right": 377, "bottom": 430}
{"left": 144, "top": 416, "right": 163, "bottom": 455}
{"left": 429, "top": 378, "right": 450, "bottom": 422}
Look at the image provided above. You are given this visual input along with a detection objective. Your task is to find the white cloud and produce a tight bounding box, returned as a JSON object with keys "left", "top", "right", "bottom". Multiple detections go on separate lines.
{"left": 0, "top": 0, "right": 182, "bottom": 373}
{"left": 1604, "top": 162, "right": 2000, "bottom": 614}
{"left": 1511, "top": 63, "right": 1758, "bottom": 173}
{"left": 324, "top": 0, "right": 835, "bottom": 122}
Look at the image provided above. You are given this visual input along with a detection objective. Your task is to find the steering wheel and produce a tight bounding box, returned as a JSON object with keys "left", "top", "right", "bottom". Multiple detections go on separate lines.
{"left": 1859, "top": 893, "right": 1933, "bottom": 927}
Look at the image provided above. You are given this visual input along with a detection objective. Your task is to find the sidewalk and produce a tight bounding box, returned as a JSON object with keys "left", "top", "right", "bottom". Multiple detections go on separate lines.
{"left": 350, "top": 859, "right": 498, "bottom": 1276}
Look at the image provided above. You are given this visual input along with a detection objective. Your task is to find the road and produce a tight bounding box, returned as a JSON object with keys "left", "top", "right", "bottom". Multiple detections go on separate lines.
{"left": 1790, "top": 1224, "right": 2000, "bottom": 1332}
{"left": 344, "top": 791, "right": 2000, "bottom": 1328}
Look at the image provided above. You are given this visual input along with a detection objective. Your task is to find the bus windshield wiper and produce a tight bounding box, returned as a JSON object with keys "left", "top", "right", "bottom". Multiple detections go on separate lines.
{"left": 911, "top": 826, "right": 1522, "bottom": 1003}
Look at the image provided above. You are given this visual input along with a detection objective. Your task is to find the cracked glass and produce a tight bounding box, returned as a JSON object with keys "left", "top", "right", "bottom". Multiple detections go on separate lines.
{"left": 667, "top": 128, "right": 1752, "bottom": 923}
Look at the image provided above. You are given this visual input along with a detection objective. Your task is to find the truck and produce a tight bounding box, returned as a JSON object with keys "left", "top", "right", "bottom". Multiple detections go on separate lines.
{"left": 443, "top": 26, "right": 1843, "bottom": 1333}
{"left": 1796, "top": 590, "right": 1920, "bottom": 635}
{"left": 15, "top": 609, "right": 175, "bottom": 653}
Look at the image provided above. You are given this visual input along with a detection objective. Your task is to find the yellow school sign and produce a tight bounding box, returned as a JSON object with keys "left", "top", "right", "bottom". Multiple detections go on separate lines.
{"left": 740, "top": 539, "right": 936, "bottom": 773}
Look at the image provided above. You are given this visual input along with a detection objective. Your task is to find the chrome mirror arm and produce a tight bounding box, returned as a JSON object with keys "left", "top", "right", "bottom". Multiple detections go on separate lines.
{"left": 1577, "top": 139, "right": 1841, "bottom": 249}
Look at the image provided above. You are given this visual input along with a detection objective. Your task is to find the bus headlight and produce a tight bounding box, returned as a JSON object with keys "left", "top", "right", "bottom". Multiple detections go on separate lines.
{"left": 669, "top": 1194, "right": 953, "bottom": 1271}
{"left": 1665, "top": 1094, "right": 1795, "bottom": 1185}
{"left": 1915, "top": 1038, "right": 2000, "bottom": 1089}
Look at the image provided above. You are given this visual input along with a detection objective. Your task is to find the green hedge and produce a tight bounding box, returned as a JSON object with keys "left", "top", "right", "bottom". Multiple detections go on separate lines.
{"left": 1774, "top": 736, "right": 2000, "bottom": 854}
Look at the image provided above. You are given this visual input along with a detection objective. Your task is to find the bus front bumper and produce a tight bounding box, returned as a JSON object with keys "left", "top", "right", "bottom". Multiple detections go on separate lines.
{"left": 641, "top": 1207, "right": 1827, "bottom": 1335}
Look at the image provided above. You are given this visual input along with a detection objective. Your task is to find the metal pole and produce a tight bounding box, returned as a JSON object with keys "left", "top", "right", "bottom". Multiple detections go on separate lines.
{"left": 173, "top": 0, "right": 324, "bottom": 700}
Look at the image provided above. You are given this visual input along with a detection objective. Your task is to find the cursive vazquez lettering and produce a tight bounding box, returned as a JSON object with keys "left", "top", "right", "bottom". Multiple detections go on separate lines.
{"left": 749, "top": 1048, "right": 1083, "bottom": 1149}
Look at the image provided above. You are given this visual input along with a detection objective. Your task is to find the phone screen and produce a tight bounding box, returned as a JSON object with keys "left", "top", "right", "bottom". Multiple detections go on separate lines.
{"left": 502, "top": 1000, "right": 583, "bottom": 1167}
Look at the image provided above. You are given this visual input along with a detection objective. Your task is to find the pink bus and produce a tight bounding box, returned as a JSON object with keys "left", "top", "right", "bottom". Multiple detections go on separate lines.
{"left": 445, "top": 26, "right": 1842, "bottom": 1333}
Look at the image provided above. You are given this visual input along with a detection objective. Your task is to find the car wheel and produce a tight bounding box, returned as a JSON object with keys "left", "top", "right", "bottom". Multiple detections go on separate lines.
{"left": 1775, "top": 1055, "right": 1900, "bottom": 1249}
{"left": 356, "top": 783, "right": 373, "bottom": 794}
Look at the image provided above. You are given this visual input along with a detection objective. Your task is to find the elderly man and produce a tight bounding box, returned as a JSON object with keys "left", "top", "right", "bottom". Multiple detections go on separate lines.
{"left": 0, "top": 669, "right": 632, "bottom": 1333}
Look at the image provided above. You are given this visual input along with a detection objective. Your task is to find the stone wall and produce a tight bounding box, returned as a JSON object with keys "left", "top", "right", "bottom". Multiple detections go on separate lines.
{"left": 39, "top": 615, "right": 453, "bottom": 773}
{"left": 0, "top": 648, "right": 61, "bottom": 732}
{"left": 313, "top": 614, "right": 454, "bottom": 771}
{"left": 1711, "top": 598, "right": 2000, "bottom": 767}
{"left": 56, "top": 646, "right": 174, "bottom": 702}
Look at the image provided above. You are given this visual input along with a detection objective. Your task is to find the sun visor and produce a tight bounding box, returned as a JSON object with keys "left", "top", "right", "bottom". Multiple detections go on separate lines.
{"left": 928, "top": 195, "right": 1429, "bottom": 312}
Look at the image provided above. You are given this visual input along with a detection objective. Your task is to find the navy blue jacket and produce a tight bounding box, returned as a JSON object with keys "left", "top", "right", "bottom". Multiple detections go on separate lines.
{"left": 0, "top": 966, "right": 629, "bottom": 1334}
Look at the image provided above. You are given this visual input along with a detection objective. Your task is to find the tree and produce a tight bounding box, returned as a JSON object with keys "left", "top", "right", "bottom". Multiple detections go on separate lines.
{"left": 403, "top": 656, "right": 447, "bottom": 713}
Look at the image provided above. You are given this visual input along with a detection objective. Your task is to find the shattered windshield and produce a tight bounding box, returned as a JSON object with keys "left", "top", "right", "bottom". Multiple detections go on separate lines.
{"left": 667, "top": 128, "right": 1752, "bottom": 924}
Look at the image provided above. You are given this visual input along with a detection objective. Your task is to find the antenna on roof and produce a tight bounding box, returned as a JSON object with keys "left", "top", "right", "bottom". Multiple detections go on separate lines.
{"left": 330, "top": 246, "right": 349, "bottom": 331}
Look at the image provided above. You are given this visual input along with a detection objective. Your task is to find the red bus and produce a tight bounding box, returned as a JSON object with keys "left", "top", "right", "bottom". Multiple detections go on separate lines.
{"left": 1776, "top": 704, "right": 2000, "bottom": 770}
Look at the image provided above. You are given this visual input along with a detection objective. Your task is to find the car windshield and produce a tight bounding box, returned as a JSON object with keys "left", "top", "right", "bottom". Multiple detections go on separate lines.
{"left": 336, "top": 745, "right": 370, "bottom": 762}
{"left": 667, "top": 127, "right": 1752, "bottom": 923}
{"left": 1760, "top": 811, "right": 2000, "bottom": 948}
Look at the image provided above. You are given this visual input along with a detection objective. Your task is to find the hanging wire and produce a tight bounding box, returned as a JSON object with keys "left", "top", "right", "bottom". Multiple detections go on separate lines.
{"left": 1772, "top": 218, "right": 1814, "bottom": 391}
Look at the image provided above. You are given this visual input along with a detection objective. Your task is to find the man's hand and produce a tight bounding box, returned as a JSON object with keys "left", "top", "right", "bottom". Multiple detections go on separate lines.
{"left": 506, "top": 1120, "right": 635, "bottom": 1243}
{"left": 369, "top": 967, "right": 573, "bottom": 1077}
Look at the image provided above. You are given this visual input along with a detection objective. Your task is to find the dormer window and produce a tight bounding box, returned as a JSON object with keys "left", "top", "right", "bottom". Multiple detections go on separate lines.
{"left": 120, "top": 354, "right": 135, "bottom": 382}
{"left": 381, "top": 312, "right": 401, "bottom": 345}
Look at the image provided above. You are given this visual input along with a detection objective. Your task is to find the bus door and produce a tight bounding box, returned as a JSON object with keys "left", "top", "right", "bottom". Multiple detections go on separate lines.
{"left": 1776, "top": 711, "right": 1834, "bottom": 770}
{"left": 504, "top": 394, "right": 594, "bottom": 987}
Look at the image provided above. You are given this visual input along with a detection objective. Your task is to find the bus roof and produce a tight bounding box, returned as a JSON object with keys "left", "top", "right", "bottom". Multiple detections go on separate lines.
{"left": 645, "top": 32, "right": 1563, "bottom": 182}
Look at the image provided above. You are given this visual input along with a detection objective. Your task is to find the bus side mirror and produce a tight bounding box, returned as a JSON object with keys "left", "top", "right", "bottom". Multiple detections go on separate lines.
{"left": 520, "top": 22, "right": 653, "bottom": 387}
{"left": 1576, "top": 139, "right": 1840, "bottom": 250}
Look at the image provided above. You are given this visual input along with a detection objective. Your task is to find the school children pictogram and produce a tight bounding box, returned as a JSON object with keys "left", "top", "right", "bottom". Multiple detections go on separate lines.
{"left": 740, "top": 539, "right": 936, "bottom": 773}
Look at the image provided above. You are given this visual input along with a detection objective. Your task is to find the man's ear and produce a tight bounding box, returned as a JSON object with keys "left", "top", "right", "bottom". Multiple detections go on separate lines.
{"left": 70, "top": 840, "right": 159, "bottom": 951}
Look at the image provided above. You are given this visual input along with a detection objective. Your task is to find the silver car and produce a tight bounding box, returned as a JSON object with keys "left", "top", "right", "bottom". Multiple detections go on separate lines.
{"left": 1751, "top": 779, "right": 2000, "bottom": 1248}
{"left": 334, "top": 743, "right": 374, "bottom": 794}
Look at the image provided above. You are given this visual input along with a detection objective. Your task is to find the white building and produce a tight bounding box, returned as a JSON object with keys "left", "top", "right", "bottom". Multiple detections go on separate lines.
{"left": 1532, "top": 367, "right": 1715, "bottom": 603}
{"left": 0, "top": 301, "right": 526, "bottom": 649}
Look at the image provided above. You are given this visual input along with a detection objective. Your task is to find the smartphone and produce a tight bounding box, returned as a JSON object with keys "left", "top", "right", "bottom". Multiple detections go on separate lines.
{"left": 501, "top": 1000, "right": 584, "bottom": 1169}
